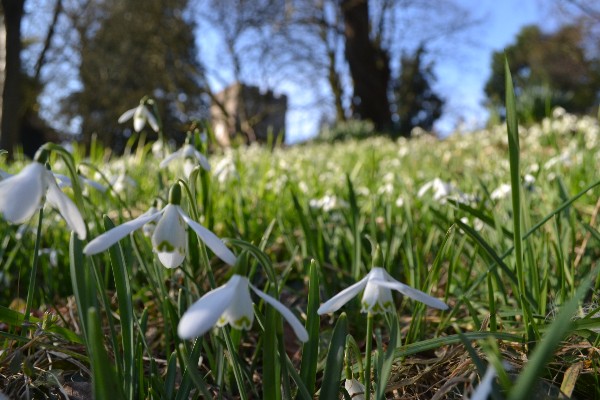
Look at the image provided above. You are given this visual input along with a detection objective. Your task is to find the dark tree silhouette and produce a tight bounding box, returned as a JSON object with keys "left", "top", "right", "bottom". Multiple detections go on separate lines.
{"left": 0, "top": 0, "right": 25, "bottom": 155}
{"left": 340, "top": 0, "right": 392, "bottom": 131}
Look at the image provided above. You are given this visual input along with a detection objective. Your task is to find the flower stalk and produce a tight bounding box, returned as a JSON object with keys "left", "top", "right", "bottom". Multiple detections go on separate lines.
{"left": 364, "top": 311, "right": 374, "bottom": 400}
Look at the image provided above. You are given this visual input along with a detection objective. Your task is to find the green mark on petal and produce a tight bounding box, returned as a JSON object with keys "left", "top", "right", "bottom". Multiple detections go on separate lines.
{"left": 156, "top": 241, "right": 175, "bottom": 252}
{"left": 232, "top": 316, "right": 252, "bottom": 330}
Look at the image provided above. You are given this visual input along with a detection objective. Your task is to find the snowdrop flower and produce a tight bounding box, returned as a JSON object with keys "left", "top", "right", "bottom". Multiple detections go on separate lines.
{"left": 317, "top": 267, "right": 448, "bottom": 315}
{"left": 544, "top": 151, "right": 572, "bottom": 169}
{"left": 344, "top": 379, "right": 366, "bottom": 399}
{"left": 418, "top": 178, "right": 476, "bottom": 204}
{"left": 160, "top": 139, "right": 210, "bottom": 177}
{"left": 213, "top": 153, "right": 239, "bottom": 184}
{"left": 0, "top": 149, "right": 86, "bottom": 239}
{"left": 54, "top": 172, "right": 107, "bottom": 193}
{"left": 523, "top": 174, "right": 536, "bottom": 192}
{"left": 178, "top": 273, "right": 308, "bottom": 342}
{"left": 84, "top": 183, "right": 235, "bottom": 268}
{"left": 108, "top": 173, "right": 137, "bottom": 195}
{"left": 395, "top": 196, "right": 405, "bottom": 208}
{"left": 309, "top": 194, "right": 348, "bottom": 212}
{"left": 490, "top": 183, "right": 511, "bottom": 200}
{"left": 118, "top": 98, "right": 159, "bottom": 132}
{"left": 417, "top": 178, "right": 456, "bottom": 203}
{"left": 38, "top": 248, "right": 59, "bottom": 268}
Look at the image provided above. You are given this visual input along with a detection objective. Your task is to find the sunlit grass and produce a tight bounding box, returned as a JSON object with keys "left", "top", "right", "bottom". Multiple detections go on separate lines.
{"left": 1, "top": 95, "right": 600, "bottom": 398}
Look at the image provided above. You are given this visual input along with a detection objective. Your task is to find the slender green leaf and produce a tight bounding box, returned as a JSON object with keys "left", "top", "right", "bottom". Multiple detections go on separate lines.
{"left": 320, "top": 313, "right": 348, "bottom": 400}
{"left": 508, "top": 269, "right": 596, "bottom": 400}
{"left": 299, "top": 260, "right": 320, "bottom": 397}
{"left": 88, "top": 307, "right": 125, "bottom": 400}
{"left": 104, "top": 215, "right": 136, "bottom": 396}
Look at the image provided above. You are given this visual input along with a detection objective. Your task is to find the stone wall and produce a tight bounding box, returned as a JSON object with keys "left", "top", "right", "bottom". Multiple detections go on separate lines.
{"left": 211, "top": 82, "right": 287, "bottom": 146}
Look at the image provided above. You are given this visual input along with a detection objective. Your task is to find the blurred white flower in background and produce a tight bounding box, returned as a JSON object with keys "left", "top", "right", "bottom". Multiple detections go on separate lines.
{"left": 118, "top": 99, "right": 159, "bottom": 132}
{"left": 309, "top": 194, "right": 349, "bottom": 212}
{"left": 160, "top": 142, "right": 210, "bottom": 178}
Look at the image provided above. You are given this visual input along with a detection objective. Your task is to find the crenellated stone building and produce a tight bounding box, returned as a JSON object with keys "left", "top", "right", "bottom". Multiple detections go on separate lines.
{"left": 210, "top": 82, "right": 287, "bottom": 146}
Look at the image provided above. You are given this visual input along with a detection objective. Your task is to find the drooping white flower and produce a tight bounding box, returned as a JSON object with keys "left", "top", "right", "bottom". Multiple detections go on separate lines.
{"left": 160, "top": 143, "right": 210, "bottom": 177}
{"left": 417, "top": 178, "right": 476, "bottom": 204}
{"left": 490, "top": 183, "right": 511, "bottom": 200}
{"left": 178, "top": 274, "right": 308, "bottom": 342}
{"left": 83, "top": 184, "right": 235, "bottom": 268}
{"left": 118, "top": 99, "right": 159, "bottom": 132}
{"left": 317, "top": 267, "right": 448, "bottom": 315}
{"left": 344, "top": 378, "right": 366, "bottom": 400}
{"left": 213, "top": 153, "right": 239, "bottom": 184}
{"left": 309, "top": 194, "right": 348, "bottom": 212}
{"left": 54, "top": 172, "right": 108, "bottom": 193}
{"left": 417, "top": 178, "right": 456, "bottom": 202}
{"left": 109, "top": 173, "right": 137, "bottom": 194}
{"left": 0, "top": 151, "right": 86, "bottom": 239}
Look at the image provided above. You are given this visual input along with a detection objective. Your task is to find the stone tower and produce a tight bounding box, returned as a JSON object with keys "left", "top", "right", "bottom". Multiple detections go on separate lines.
{"left": 210, "top": 82, "right": 287, "bottom": 146}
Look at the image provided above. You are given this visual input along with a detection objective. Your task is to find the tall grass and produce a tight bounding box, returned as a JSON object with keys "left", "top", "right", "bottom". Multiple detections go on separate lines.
{"left": 1, "top": 67, "right": 600, "bottom": 398}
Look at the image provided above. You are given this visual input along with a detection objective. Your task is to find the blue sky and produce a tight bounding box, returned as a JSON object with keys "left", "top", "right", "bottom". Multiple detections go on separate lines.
{"left": 27, "top": 0, "right": 567, "bottom": 143}
{"left": 276, "top": 0, "right": 562, "bottom": 142}
{"left": 432, "top": 0, "right": 558, "bottom": 136}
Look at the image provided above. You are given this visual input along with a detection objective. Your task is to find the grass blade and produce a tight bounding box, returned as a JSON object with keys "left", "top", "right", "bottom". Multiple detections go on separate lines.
{"left": 87, "top": 307, "right": 125, "bottom": 400}
{"left": 508, "top": 269, "right": 596, "bottom": 400}
{"left": 320, "top": 313, "right": 348, "bottom": 400}
{"left": 104, "top": 215, "right": 136, "bottom": 397}
{"left": 299, "top": 260, "right": 320, "bottom": 397}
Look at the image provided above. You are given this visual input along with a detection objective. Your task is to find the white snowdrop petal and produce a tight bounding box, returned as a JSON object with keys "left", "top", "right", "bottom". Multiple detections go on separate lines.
{"left": 133, "top": 106, "right": 145, "bottom": 132}
{"left": 361, "top": 279, "right": 394, "bottom": 314}
{"left": 117, "top": 108, "right": 136, "bottom": 123}
{"left": 143, "top": 107, "right": 159, "bottom": 132}
{"left": 344, "top": 379, "right": 366, "bottom": 400}
{"left": 156, "top": 250, "right": 186, "bottom": 269}
{"left": 193, "top": 149, "right": 211, "bottom": 171}
{"left": 370, "top": 279, "right": 448, "bottom": 310}
{"left": 84, "top": 209, "right": 163, "bottom": 254}
{"left": 82, "top": 177, "right": 108, "bottom": 193}
{"left": 0, "top": 163, "right": 47, "bottom": 224}
{"left": 317, "top": 276, "right": 369, "bottom": 315}
{"left": 178, "top": 279, "right": 238, "bottom": 339}
{"left": 178, "top": 208, "right": 237, "bottom": 265}
{"left": 152, "top": 204, "right": 187, "bottom": 268}
{"left": 470, "top": 364, "right": 497, "bottom": 400}
{"left": 46, "top": 178, "right": 87, "bottom": 240}
{"left": 159, "top": 150, "right": 182, "bottom": 168}
{"left": 250, "top": 283, "right": 309, "bottom": 342}
{"left": 219, "top": 278, "right": 254, "bottom": 330}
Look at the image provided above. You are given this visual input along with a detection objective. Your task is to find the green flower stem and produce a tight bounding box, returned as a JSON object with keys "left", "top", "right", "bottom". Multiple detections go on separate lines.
{"left": 24, "top": 207, "right": 44, "bottom": 324}
{"left": 344, "top": 343, "right": 353, "bottom": 380}
{"left": 364, "top": 312, "right": 374, "bottom": 400}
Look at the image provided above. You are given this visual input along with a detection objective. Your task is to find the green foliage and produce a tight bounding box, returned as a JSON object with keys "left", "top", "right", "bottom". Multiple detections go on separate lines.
{"left": 2, "top": 101, "right": 600, "bottom": 397}
{"left": 317, "top": 119, "right": 376, "bottom": 142}
{"left": 67, "top": 0, "right": 206, "bottom": 150}
{"left": 485, "top": 24, "right": 600, "bottom": 123}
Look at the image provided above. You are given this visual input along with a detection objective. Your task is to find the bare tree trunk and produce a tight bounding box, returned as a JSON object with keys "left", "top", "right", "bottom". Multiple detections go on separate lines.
{"left": 0, "top": 0, "right": 25, "bottom": 156}
{"left": 327, "top": 48, "right": 346, "bottom": 122}
{"left": 341, "top": 0, "right": 391, "bottom": 131}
